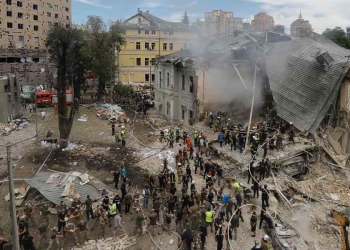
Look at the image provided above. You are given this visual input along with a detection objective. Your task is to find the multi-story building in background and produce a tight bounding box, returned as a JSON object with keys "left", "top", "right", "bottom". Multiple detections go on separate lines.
{"left": 290, "top": 13, "right": 312, "bottom": 37}
{"left": 118, "top": 9, "right": 197, "bottom": 86}
{"left": 0, "top": 0, "right": 71, "bottom": 49}
{"left": 203, "top": 10, "right": 243, "bottom": 37}
{"left": 251, "top": 12, "right": 274, "bottom": 31}
{"left": 346, "top": 27, "right": 350, "bottom": 39}
{"left": 274, "top": 24, "right": 285, "bottom": 34}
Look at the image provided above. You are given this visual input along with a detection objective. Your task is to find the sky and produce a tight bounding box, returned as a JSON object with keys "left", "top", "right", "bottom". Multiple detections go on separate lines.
{"left": 73, "top": 0, "right": 350, "bottom": 34}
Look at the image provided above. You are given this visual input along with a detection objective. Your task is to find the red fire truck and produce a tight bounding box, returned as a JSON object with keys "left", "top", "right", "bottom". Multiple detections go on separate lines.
{"left": 35, "top": 90, "right": 73, "bottom": 107}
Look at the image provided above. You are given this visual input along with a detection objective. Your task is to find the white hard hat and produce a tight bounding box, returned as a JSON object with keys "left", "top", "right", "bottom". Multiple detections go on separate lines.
{"left": 121, "top": 125, "right": 125, "bottom": 129}
{"left": 290, "top": 122, "right": 293, "bottom": 125}
{"left": 263, "top": 235, "right": 269, "bottom": 241}
{"left": 228, "top": 118, "right": 231, "bottom": 121}
{"left": 192, "top": 180, "right": 195, "bottom": 184}
{"left": 178, "top": 162, "right": 181, "bottom": 166}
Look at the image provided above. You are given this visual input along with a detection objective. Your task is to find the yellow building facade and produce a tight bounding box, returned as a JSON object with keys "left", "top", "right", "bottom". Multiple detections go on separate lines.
{"left": 118, "top": 9, "right": 197, "bottom": 86}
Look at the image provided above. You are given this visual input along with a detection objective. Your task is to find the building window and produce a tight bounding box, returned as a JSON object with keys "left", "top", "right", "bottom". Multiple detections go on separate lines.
{"left": 7, "top": 11, "right": 12, "bottom": 17}
{"left": 170, "top": 43, "right": 173, "bottom": 50}
{"left": 18, "top": 12, "right": 23, "bottom": 18}
{"left": 138, "top": 17, "right": 141, "bottom": 24}
{"left": 152, "top": 74, "right": 155, "bottom": 82}
{"left": 33, "top": 4, "right": 38, "bottom": 10}
{"left": 33, "top": 15, "right": 38, "bottom": 21}
{"left": 34, "top": 37, "right": 39, "bottom": 43}
{"left": 167, "top": 72, "right": 170, "bottom": 86}
{"left": 136, "top": 58, "right": 141, "bottom": 66}
{"left": 47, "top": 12, "right": 51, "bottom": 17}
{"left": 189, "top": 110, "right": 193, "bottom": 119}
{"left": 182, "top": 75, "right": 185, "bottom": 90}
{"left": 190, "top": 76, "right": 194, "bottom": 93}
{"left": 169, "top": 31, "right": 174, "bottom": 36}
{"left": 145, "top": 30, "right": 149, "bottom": 35}
{"left": 159, "top": 72, "right": 162, "bottom": 88}
{"left": 138, "top": 29, "right": 141, "bottom": 34}
{"left": 65, "top": 7, "right": 69, "bottom": 11}
{"left": 66, "top": 0, "right": 69, "bottom": 2}
{"left": 47, "top": 21, "right": 52, "bottom": 26}
{"left": 8, "top": 35, "right": 13, "bottom": 41}
{"left": 34, "top": 25, "right": 39, "bottom": 31}
{"left": 17, "top": 1, "right": 22, "bottom": 7}
{"left": 6, "top": 0, "right": 11, "bottom": 5}
{"left": 136, "top": 42, "right": 140, "bottom": 50}
{"left": 151, "top": 30, "right": 156, "bottom": 35}
{"left": 145, "top": 42, "right": 149, "bottom": 50}
{"left": 151, "top": 58, "right": 156, "bottom": 65}
{"left": 145, "top": 58, "right": 149, "bottom": 66}
{"left": 55, "top": 14, "right": 58, "bottom": 18}
{"left": 7, "top": 22, "right": 13, "bottom": 28}
{"left": 66, "top": 16, "right": 69, "bottom": 20}
{"left": 46, "top": 3, "right": 52, "bottom": 8}
{"left": 151, "top": 42, "right": 155, "bottom": 50}
{"left": 54, "top": 5, "right": 58, "bottom": 10}
{"left": 18, "top": 24, "right": 23, "bottom": 29}
{"left": 167, "top": 102, "right": 170, "bottom": 115}
{"left": 145, "top": 74, "right": 150, "bottom": 82}
{"left": 163, "top": 43, "right": 167, "bottom": 50}
{"left": 182, "top": 109, "right": 185, "bottom": 120}
{"left": 19, "top": 35, "right": 24, "bottom": 42}
{"left": 164, "top": 31, "right": 167, "bottom": 35}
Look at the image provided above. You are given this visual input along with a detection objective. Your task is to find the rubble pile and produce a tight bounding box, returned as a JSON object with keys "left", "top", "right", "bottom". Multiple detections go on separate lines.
{"left": 96, "top": 104, "right": 127, "bottom": 121}
{"left": 74, "top": 235, "right": 137, "bottom": 250}
{"left": 0, "top": 119, "right": 29, "bottom": 136}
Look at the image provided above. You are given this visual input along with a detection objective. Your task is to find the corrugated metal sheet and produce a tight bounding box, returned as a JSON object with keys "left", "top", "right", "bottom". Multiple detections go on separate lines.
{"left": 265, "top": 34, "right": 350, "bottom": 132}
{"left": 25, "top": 172, "right": 110, "bottom": 205}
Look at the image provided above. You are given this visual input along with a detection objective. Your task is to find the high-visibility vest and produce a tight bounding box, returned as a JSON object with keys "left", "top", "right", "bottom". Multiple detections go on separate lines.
{"left": 194, "top": 131, "right": 199, "bottom": 138}
{"left": 205, "top": 211, "right": 213, "bottom": 223}
{"left": 109, "top": 204, "right": 117, "bottom": 215}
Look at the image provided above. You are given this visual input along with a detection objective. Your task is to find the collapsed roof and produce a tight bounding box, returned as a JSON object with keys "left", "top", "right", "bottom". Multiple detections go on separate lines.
{"left": 25, "top": 171, "right": 109, "bottom": 205}
{"left": 264, "top": 33, "right": 350, "bottom": 132}
{"left": 158, "top": 31, "right": 350, "bottom": 132}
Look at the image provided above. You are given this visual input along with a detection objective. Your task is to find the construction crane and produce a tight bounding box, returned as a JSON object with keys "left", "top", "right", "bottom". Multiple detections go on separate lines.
{"left": 331, "top": 211, "right": 350, "bottom": 250}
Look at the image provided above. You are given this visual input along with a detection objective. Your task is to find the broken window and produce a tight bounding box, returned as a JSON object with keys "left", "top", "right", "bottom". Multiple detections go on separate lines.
{"left": 6, "top": 0, "right": 11, "bottom": 5}
{"left": 17, "top": 1, "right": 22, "bottom": 7}
{"left": 136, "top": 42, "right": 140, "bottom": 50}
{"left": 18, "top": 12, "right": 23, "bottom": 18}
{"left": 18, "top": 24, "right": 23, "bottom": 29}
{"left": 190, "top": 76, "right": 194, "bottom": 93}
{"left": 7, "top": 22, "right": 13, "bottom": 28}
{"left": 145, "top": 58, "right": 149, "bottom": 66}
{"left": 163, "top": 43, "right": 167, "bottom": 50}
{"left": 7, "top": 11, "right": 12, "bottom": 17}
{"left": 182, "top": 75, "right": 185, "bottom": 90}
{"left": 136, "top": 58, "right": 141, "bottom": 66}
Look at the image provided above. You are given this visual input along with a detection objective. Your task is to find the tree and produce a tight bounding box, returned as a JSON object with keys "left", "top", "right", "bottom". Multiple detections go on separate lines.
{"left": 182, "top": 11, "right": 190, "bottom": 26}
{"left": 85, "top": 16, "right": 126, "bottom": 102}
{"left": 322, "top": 27, "right": 350, "bottom": 49}
{"left": 46, "top": 25, "right": 88, "bottom": 148}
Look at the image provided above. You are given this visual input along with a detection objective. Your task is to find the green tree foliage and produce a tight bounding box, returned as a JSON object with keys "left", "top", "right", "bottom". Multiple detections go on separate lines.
{"left": 322, "top": 27, "right": 350, "bottom": 49}
{"left": 114, "top": 83, "right": 134, "bottom": 96}
{"left": 85, "top": 16, "right": 126, "bottom": 101}
{"left": 46, "top": 25, "right": 89, "bottom": 148}
{"left": 182, "top": 11, "right": 190, "bottom": 26}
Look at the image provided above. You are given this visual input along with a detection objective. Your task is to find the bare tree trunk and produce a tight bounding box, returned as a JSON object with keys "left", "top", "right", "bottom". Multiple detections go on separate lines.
{"left": 57, "top": 44, "right": 75, "bottom": 148}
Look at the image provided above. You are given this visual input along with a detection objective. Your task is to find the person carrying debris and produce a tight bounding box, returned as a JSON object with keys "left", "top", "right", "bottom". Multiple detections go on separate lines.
{"left": 120, "top": 126, "right": 127, "bottom": 147}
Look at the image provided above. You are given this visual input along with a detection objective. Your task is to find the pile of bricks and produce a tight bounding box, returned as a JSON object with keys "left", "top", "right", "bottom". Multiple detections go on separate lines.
{"left": 74, "top": 235, "right": 137, "bottom": 250}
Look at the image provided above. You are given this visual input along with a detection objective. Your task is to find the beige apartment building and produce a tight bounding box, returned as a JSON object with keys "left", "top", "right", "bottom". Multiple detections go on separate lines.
{"left": 290, "top": 13, "right": 312, "bottom": 37}
{"left": 0, "top": 0, "right": 71, "bottom": 49}
{"left": 251, "top": 12, "right": 274, "bottom": 31}
{"left": 204, "top": 10, "right": 243, "bottom": 37}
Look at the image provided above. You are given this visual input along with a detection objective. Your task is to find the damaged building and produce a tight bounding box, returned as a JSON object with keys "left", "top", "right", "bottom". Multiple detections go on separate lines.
{"left": 155, "top": 31, "right": 350, "bottom": 138}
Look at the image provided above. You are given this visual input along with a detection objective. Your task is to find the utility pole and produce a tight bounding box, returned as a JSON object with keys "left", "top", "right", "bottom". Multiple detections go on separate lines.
{"left": 149, "top": 59, "right": 152, "bottom": 90}
{"left": 34, "top": 90, "right": 38, "bottom": 145}
{"left": 7, "top": 145, "right": 20, "bottom": 249}
{"left": 245, "top": 63, "right": 257, "bottom": 152}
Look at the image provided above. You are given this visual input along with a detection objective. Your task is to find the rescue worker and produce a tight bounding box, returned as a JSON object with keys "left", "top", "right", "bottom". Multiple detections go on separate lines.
{"left": 224, "top": 129, "right": 230, "bottom": 145}
{"left": 217, "top": 109, "right": 222, "bottom": 118}
{"left": 199, "top": 223, "right": 207, "bottom": 250}
{"left": 169, "top": 127, "right": 175, "bottom": 139}
{"left": 148, "top": 209, "right": 158, "bottom": 237}
{"left": 64, "top": 222, "right": 79, "bottom": 246}
{"left": 160, "top": 129, "right": 165, "bottom": 143}
{"left": 289, "top": 122, "right": 295, "bottom": 144}
{"left": 261, "top": 235, "right": 272, "bottom": 250}
{"left": 169, "top": 132, "right": 174, "bottom": 148}
{"left": 231, "top": 132, "right": 237, "bottom": 151}
{"left": 36, "top": 219, "right": 49, "bottom": 248}
{"left": 261, "top": 184, "right": 269, "bottom": 207}
{"left": 111, "top": 123, "right": 115, "bottom": 136}
{"left": 205, "top": 208, "right": 214, "bottom": 233}
{"left": 47, "top": 227, "right": 62, "bottom": 250}
{"left": 78, "top": 220, "right": 89, "bottom": 244}
{"left": 133, "top": 208, "right": 144, "bottom": 236}
{"left": 175, "top": 128, "right": 180, "bottom": 143}
{"left": 194, "top": 130, "right": 199, "bottom": 146}
{"left": 177, "top": 163, "right": 183, "bottom": 184}
{"left": 121, "top": 125, "right": 127, "bottom": 147}
{"left": 214, "top": 118, "right": 220, "bottom": 132}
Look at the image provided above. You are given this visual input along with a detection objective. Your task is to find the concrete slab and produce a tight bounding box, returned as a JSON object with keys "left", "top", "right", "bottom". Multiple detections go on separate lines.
{"left": 328, "top": 135, "right": 344, "bottom": 155}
